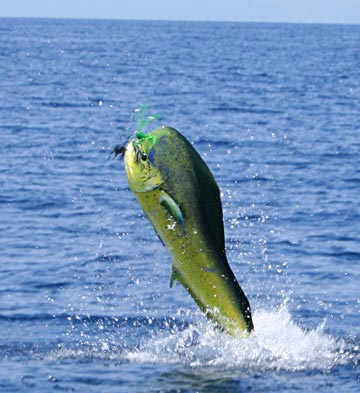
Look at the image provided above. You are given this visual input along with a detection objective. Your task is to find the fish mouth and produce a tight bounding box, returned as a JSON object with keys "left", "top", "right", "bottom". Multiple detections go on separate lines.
{"left": 112, "top": 140, "right": 148, "bottom": 164}
{"left": 112, "top": 141, "right": 128, "bottom": 159}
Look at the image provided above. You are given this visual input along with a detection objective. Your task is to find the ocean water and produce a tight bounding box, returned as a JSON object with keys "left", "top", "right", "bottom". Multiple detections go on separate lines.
{"left": 0, "top": 18, "right": 359, "bottom": 392}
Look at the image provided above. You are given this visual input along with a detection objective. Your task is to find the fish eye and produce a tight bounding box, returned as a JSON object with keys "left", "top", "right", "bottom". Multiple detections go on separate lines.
{"left": 141, "top": 153, "right": 147, "bottom": 161}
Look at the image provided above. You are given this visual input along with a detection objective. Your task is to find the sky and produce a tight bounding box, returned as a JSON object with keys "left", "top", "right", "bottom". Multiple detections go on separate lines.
{"left": 1, "top": 0, "right": 360, "bottom": 24}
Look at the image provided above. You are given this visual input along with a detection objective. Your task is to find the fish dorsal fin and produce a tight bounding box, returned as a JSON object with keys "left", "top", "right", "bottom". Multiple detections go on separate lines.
{"left": 159, "top": 191, "right": 184, "bottom": 225}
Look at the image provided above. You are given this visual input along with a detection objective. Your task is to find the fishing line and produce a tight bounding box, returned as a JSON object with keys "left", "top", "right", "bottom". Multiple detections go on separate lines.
{"left": 233, "top": 0, "right": 255, "bottom": 22}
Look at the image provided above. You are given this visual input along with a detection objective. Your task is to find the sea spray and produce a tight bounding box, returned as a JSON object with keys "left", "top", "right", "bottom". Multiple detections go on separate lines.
{"left": 125, "top": 303, "right": 351, "bottom": 371}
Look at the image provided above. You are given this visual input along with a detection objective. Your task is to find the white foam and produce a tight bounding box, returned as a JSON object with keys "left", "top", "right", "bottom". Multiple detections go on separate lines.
{"left": 125, "top": 304, "right": 351, "bottom": 371}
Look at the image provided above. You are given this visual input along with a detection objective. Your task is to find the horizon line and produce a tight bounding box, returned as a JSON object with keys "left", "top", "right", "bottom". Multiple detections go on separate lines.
{"left": 1, "top": 15, "right": 360, "bottom": 26}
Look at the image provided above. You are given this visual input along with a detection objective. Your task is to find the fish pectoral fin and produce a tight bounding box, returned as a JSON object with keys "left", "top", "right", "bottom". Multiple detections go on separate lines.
{"left": 159, "top": 191, "right": 184, "bottom": 225}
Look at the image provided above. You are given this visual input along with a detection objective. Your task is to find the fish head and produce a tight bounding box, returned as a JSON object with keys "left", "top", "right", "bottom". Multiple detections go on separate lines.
{"left": 123, "top": 131, "right": 164, "bottom": 192}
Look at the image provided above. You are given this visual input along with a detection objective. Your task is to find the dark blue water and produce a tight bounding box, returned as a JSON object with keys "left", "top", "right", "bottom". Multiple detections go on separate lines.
{"left": 1, "top": 18, "right": 359, "bottom": 392}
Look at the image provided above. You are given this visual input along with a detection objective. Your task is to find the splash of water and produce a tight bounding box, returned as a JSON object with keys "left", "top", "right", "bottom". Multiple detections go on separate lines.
{"left": 125, "top": 304, "right": 351, "bottom": 371}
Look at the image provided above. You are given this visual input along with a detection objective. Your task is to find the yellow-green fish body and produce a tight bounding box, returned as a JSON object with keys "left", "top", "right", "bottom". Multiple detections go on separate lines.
{"left": 122, "top": 126, "right": 253, "bottom": 336}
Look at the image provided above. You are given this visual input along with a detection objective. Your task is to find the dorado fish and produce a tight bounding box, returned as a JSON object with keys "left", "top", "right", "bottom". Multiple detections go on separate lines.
{"left": 114, "top": 126, "right": 254, "bottom": 336}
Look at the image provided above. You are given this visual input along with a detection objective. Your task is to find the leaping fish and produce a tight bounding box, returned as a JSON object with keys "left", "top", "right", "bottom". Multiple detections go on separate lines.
{"left": 114, "top": 126, "right": 254, "bottom": 336}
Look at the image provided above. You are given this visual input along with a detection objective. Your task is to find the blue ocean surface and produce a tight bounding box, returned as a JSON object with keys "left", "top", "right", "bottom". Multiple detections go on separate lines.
{"left": 0, "top": 18, "right": 359, "bottom": 392}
